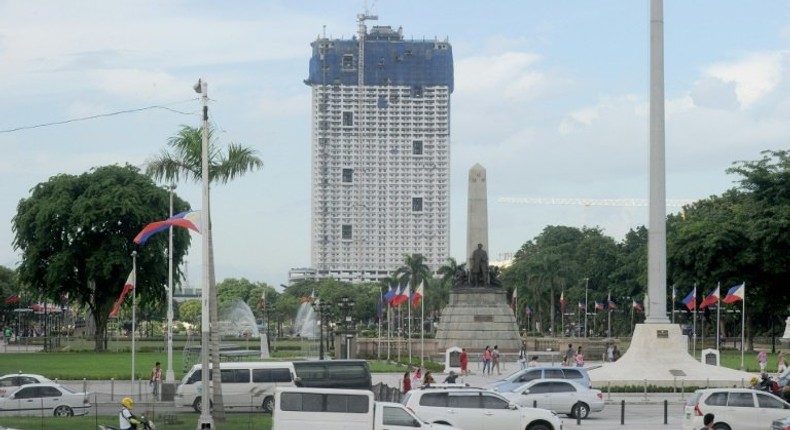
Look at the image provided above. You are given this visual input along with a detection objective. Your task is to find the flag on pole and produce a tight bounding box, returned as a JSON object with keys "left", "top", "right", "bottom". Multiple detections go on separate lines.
{"left": 133, "top": 210, "right": 202, "bottom": 245}
{"left": 672, "top": 286, "right": 677, "bottom": 302}
{"left": 376, "top": 288, "right": 384, "bottom": 319}
{"left": 393, "top": 283, "right": 410, "bottom": 307}
{"left": 411, "top": 281, "right": 424, "bottom": 310}
{"left": 384, "top": 285, "right": 397, "bottom": 305}
{"left": 4, "top": 294, "right": 20, "bottom": 304}
{"left": 699, "top": 286, "right": 720, "bottom": 309}
{"left": 595, "top": 301, "right": 605, "bottom": 311}
{"left": 607, "top": 293, "right": 616, "bottom": 309}
{"left": 578, "top": 302, "right": 586, "bottom": 310}
{"left": 723, "top": 283, "right": 745, "bottom": 303}
{"left": 681, "top": 287, "right": 696, "bottom": 311}
{"left": 257, "top": 292, "right": 266, "bottom": 310}
{"left": 525, "top": 305, "right": 532, "bottom": 316}
{"left": 109, "top": 270, "right": 135, "bottom": 318}
{"left": 632, "top": 299, "right": 644, "bottom": 312}
{"left": 560, "top": 291, "right": 566, "bottom": 312}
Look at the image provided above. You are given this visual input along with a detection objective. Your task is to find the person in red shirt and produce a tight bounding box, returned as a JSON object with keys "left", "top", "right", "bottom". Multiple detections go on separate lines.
{"left": 402, "top": 371, "right": 412, "bottom": 393}
{"left": 460, "top": 348, "right": 469, "bottom": 376}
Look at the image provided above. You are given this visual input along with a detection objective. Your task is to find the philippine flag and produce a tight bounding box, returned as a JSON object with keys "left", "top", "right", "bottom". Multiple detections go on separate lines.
{"left": 681, "top": 287, "right": 696, "bottom": 311}
{"left": 699, "top": 286, "right": 720, "bottom": 309}
{"left": 411, "top": 282, "right": 424, "bottom": 310}
{"left": 723, "top": 283, "right": 745, "bottom": 304}
{"left": 393, "top": 284, "right": 410, "bottom": 307}
{"left": 632, "top": 300, "right": 644, "bottom": 312}
{"left": 384, "top": 285, "right": 397, "bottom": 305}
{"left": 594, "top": 301, "right": 605, "bottom": 311}
{"left": 109, "top": 270, "right": 135, "bottom": 318}
{"left": 578, "top": 302, "right": 586, "bottom": 310}
{"left": 134, "top": 210, "right": 201, "bottom": 245}
{"left": 607, "top": 293, "right": 617, "bottom": 309}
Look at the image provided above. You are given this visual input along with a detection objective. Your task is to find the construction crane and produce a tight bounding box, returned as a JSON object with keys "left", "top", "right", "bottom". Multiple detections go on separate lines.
{"left": 497, "top": 197, "right": 694, "bottom": 208}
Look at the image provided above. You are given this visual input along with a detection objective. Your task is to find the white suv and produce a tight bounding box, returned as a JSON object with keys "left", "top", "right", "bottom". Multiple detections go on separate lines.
{"left": 402, "top": 386, "right": 562, "bottom": 430}
{"left": 683, "top": 388, "right": 790, "bottom": 430}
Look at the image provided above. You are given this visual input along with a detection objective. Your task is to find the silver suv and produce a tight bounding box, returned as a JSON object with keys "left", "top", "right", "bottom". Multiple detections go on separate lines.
{"left": 402, "top": 386, "right": 562, "bottom": 430}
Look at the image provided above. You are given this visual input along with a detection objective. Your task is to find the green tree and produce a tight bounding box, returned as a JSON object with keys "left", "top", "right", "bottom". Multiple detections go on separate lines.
{"left": 12, "top": 165, "right": 191, "bottom": 351}
{"left": 145, "top": 124, "right": 263, "bottom": 419}
{"left": 179, "top": 299, "right": 202, "bottom": 326}
{"left": 395, "top": 254, "right": 432, "bottom": 296}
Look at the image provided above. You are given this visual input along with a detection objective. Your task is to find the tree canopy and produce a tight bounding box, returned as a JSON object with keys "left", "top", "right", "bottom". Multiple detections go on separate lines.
{"left": 12, "top": 164, "right": 192, "bottom": 351}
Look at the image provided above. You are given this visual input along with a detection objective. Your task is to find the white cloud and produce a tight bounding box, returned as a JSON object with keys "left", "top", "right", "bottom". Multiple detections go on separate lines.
{"left": 704, "top": 51, "right": 787, "bottom": 109}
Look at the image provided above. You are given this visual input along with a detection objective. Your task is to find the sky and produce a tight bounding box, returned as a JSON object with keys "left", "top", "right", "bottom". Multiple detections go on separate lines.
{"left": 1, "top": 1, "right": 789, "bottom": 290}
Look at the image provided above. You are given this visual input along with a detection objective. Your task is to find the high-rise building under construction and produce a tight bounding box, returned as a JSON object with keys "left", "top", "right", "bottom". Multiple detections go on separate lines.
{"left": 302, "top": 17, "right": 453, "bottom": 283}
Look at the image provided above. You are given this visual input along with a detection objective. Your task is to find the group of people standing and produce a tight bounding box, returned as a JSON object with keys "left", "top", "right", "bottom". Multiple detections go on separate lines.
{"left": 563, "top": 344, "right": 585, "bottom": 367}
{"left": 757, "top": 347, "right": 787, "bottom": 376}
{"left": 482, "top": 345, "right": 501, "bottom": 375}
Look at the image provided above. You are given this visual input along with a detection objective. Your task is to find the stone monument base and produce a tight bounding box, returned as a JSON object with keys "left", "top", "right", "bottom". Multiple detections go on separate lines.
{"left": 435, "top": 287, "right": 521, "bottom": 353}
{"left": 588, "top": 323, "right": 754, "bottom": 387}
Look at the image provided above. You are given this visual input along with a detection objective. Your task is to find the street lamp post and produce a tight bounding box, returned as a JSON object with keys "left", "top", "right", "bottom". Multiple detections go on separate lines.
{"left": 166, "top": 184, "right": 176, "bottom": 383}
{"left": 337, "top": 297, "right": 355, "bottom": 359}
{"left": 311, "top": 300, "right": 325, "bottom": 360}
{"left": 194, "top": 78, "right": 213, "bottom": 430}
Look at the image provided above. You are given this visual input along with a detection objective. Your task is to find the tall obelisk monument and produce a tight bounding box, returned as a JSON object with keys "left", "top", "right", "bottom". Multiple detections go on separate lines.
{"left": 646, "top": 0, "right": 670, "bottom": 324}
{"left": 466, "top": 164, "right": 488, "bottom": 261}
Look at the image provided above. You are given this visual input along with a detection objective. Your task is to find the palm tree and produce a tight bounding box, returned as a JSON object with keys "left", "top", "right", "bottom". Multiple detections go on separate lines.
{"left": 395, "top": 253, "right": 432, "bottom": 363}
{"left": 145, "top": 124, "right": 263, "bottom": 419}
{"left": 436, "top": 257, "right": 465, "bottom": 288}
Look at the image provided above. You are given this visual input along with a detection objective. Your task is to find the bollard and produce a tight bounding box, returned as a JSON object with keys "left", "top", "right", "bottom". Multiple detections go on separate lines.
{"left": 577, "top": 407, "right": 581, "bottom": 426}
{"left": 680, "top": 379, "right": 685, "bottom": 400}
{"left": 620, "top": 400, "right": 625, "bottom": 425}
{"left": 673, "top": 377, "right": 676, "bottom": 393}
{"left": 664, "top": 399, "right": 668, "bottom": 425}
{"left": 111, "top": 378, "right": 115, "bottom": 401}
{"left": 607, "top": 381, "right": 611, "bottom": 401}
{"left": 83, "top": 378, "right": 87, "bottom": 394}
{"left": 644, "top": 379, "right": 648, "bottom": 401}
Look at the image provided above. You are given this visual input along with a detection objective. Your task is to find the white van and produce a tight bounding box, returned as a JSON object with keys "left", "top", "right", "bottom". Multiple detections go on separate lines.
{"left": 175, "top": 361, "right": 295, "bottom": 413}
{"left": 273, "top": 387, "right": 463, "bottom": 430}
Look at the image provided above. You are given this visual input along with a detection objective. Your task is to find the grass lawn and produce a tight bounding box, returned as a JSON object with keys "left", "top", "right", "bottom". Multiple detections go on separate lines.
{"left": 0, "top": 413, "right": 271, "bottom": 430}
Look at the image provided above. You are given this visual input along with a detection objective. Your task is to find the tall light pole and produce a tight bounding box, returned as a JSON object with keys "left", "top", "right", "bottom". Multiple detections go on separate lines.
{"left": 165, "top": 184, "right": 176, "bottom": 383}
{"left": 131, "top": 250, "right": 137, "bottom": 397}
{"left": 195, "top": 78, "right": 213, "bottom": 430}
{"left": 584, "top": 278, "right": 589, "bottom": 338}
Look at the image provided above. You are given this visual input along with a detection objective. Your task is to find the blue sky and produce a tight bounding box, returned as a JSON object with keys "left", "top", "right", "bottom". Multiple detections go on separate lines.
{"left": 1, "top": 1, "right": 789, "bottom": 289}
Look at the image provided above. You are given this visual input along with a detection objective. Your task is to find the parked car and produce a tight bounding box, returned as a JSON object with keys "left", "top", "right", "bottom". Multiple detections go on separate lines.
{"left": 0, "top": 383, "right": 91, "bottom": 416}
{"left": 682, "top": 388, "right": 790, "bottom": 430}
{"left": 401, "top": 386, "right": 562, "bottom": 430}
{"left": 0, "top": 374, "right": 53, "bottom": 397}
{"left": 499, "top": 378, "right": 604, "bottom": 418}
{"left": 486, "top": 366, "right": 592, "bottom": 393}
{"left": 771, "top": 416, "right": 790, "bottom": 430}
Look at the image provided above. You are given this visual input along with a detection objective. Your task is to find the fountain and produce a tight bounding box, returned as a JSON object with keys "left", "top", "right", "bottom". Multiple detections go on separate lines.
{"left": 217, "top": 299, "right": 270, "bottom": 358}
{"left": 293, "top": 302, "right": 318, "bottom": 339}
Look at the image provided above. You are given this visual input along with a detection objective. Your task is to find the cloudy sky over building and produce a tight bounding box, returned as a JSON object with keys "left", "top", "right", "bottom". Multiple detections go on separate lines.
{"left": 1, "top": 1, "right": 789, "bottom": 288}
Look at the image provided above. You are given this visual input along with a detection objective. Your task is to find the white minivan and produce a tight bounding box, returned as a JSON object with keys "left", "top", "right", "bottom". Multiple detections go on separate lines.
{"left": 175, "top": 361, "right": 296, "bottom": 413}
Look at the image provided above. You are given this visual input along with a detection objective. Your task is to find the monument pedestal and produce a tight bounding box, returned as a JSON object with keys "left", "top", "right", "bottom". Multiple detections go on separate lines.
{"left": 435, "top": 287, "right": 521, "bottom": 353}
{"left": 588, "top": 323, "right": 754, "bottom": 387}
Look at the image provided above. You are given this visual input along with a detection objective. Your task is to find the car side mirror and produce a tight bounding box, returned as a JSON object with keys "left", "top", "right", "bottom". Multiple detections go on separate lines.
{"left": 508, "top": 402, "right": 518, "bottom": 410}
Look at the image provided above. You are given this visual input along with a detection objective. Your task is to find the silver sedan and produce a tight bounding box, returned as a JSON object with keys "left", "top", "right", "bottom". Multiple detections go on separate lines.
{"left": 499, "top": 378, "right": 605, "bottom": 419}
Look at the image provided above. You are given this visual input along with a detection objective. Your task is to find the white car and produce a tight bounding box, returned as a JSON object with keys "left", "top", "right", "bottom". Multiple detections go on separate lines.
{"left": 0, "top": 383, "right": 91, "bottom": 416}
{"left": 0, "top": 374, "right": 53, "bottom": 397}
{"left": 682, "top": 388, "right": 790, "bottom": 430}
{"left": 402, "top": 386, "right": 563, "bottom": 430}
{"left": 500, "top": 379, "right": 604, "bottom": 419}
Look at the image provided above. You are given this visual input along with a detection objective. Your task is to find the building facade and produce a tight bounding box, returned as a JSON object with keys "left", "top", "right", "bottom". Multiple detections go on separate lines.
{"left": 302, "top": 21, "right": 453, "bottom": 283}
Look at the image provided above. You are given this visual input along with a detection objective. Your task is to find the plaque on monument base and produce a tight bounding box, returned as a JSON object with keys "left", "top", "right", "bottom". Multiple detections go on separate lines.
{"left": 435, "top": 287, "right": 521, "bottom": 353}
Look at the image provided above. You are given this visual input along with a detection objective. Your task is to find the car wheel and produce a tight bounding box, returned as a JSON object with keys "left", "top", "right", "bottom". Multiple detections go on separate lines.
{"left": 262, "top": 396, "right": 275, "bottom": 413}
{"left": 572, "top": 402, "right": 590, "bottom": 419}
{"left": 712, "top": 424, "right": 731, "bottom": 430}
{"left": 53, "top": 405, "right": 74, "bottom": 417}
{"left": 526, "top": 423, "right": 551, "bottom": 430}
{"left": 192, "top": 397, "right": 213, "bottom": 413}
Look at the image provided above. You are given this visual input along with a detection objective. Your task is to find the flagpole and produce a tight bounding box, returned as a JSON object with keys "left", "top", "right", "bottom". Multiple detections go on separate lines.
{"left": 131, "top": 250, "right": 137, "bottom": 398}
{"left": 671, "top": 285, "right": 675, "bottom": 324}
{"left": 692, "top": 282, "right": 697, "bottom": 359}
{"left": 740, "top": 282, "right": 746, "bottom": 370}
{"left": 408, "top": 284, "right": 412, "bottom": 365}
{"left": 420, "top": 283, "right": 425, "bottom": 369}
{"left": 377, "top": 289, "right": 382, "bottom": 360}
{"left": 397, "top": 306, "right": 401, "bottom": 363}
{"left": 716, "top": 282, "right": 720, "bottom": 352}
{"left": 386, "top": 302, "right": 391, "bottom": 361}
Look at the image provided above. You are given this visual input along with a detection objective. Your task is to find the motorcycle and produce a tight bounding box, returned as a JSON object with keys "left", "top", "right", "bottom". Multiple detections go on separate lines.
{"left": 99, "top": 415, "right": 156, "bottom": 430}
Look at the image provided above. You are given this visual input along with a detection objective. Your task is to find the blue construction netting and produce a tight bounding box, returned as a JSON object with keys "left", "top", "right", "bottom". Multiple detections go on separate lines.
{"left": 305, "top": 26, "right": 454, "bottom": 92}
